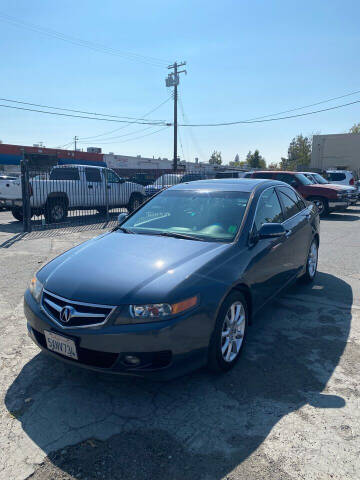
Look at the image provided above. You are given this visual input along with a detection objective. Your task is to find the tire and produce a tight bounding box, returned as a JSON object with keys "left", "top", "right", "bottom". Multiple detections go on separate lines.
{"left": 309, "top": 197, "right": 329, "bottom": 217}
{"left": 45, "top": 198, "right": 68, "bottom": 223}
{"left": 208, "top": 291, "right": 248, "bottom": 373}
{"left": 300, "top": 239, "right": 318, "bottom": 284}
{"left": 128, "top": 193, "right": 143, "bottom": 213}
{"left": 11, "top": 207, "right": 23, "bottom": 222}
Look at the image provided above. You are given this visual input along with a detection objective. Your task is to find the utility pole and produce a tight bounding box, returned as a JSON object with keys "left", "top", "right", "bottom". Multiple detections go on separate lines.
{"left": 74, "top": 136, "right": 79, "bottom": 159}
{"left": 166, "top": 61, "right": 186, "bottom": 171}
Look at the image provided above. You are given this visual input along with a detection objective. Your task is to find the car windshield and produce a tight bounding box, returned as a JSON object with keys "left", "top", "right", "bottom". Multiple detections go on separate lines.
{"left": 153, "top": 174, "right": 182, "bottom": 186}
{"left": 295, "top": 173, "right": 313, "bottom": 185}
{"left": 313, "top": 173, "right": 329, "bottom": 184}
{"left": 303, "top": 174, "right": 316, "bottom": 184}
{"left": 121, "top": 189, "right": 250, "bottom": 242}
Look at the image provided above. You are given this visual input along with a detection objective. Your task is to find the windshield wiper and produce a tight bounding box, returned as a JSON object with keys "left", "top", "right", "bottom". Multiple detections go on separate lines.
{"left": 155, "top": 231, "right": 205, "bottom": 241}
{"left": 113, "top": 226, "right": 135, "bottom": 234}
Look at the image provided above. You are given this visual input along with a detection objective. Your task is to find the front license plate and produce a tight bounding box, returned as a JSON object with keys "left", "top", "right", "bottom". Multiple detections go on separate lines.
{"left": 44, "top": 331, "right": 78, "bottom": 360}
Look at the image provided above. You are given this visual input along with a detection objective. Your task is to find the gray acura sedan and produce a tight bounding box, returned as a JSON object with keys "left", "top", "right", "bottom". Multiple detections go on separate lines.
{"left": 24, "top": 179, "right": 320, "bottom": 379}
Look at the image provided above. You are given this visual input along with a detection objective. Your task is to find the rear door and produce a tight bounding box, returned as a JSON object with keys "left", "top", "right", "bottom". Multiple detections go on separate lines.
{"left": 276, "top": 186, "right": 312, "bottom": 276}
{"left": 84, "top": 168, "right": 105, "bottom": 208}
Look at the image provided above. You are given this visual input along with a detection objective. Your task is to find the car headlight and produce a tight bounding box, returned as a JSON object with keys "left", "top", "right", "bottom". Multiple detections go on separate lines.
{"left": 130, "top": 295, "right": 198, "bottom": 320}
{"left": 29, "top": 276, "right": 43, "bottom": 303}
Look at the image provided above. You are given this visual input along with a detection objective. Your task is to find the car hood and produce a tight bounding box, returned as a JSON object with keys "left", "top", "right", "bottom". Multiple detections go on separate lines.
{"left": 307, "top": 183, "right": 346, "bottom": 192}
{"left": 38, "top": 232, "right": 228, "bottom": 305}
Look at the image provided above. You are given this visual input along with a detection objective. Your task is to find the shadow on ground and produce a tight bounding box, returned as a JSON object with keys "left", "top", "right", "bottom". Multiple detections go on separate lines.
{"left": 5, "top": 272, "right": 352, "bottom": 479}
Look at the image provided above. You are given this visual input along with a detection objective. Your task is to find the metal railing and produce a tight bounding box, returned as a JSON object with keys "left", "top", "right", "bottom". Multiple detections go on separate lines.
{"left": 15, "top": 161, "right": 214, "bottom": 232}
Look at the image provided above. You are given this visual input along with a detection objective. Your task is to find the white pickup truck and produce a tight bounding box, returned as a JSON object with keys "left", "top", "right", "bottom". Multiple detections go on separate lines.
{"left": 0, "top": 165, "right": 145, "bottom": 223}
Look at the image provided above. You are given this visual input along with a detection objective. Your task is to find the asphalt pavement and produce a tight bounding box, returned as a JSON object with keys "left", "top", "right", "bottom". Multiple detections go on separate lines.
{"left": 0, "top": 207, "right": 359, "bottom": 480}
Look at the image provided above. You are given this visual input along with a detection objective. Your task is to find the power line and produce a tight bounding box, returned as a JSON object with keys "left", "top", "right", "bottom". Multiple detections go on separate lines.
{"left": 0, "top": 103, "right": 169, "bottom": 125}
{"left": 81, "top": 126, "right": 170, "bottom": 145}
{"left": 79, "top": 96, "right": 172, "bottom": 140}
{"left": 243, "top": 88, "right": 360, "bottom": 121}
{"left": 0, "top": 97, "right": 167, "bottom": 123}
{"left": 179, "top": 98, "right": 360, "bottom": 127}
{"left": 78, "top": 125, "right": 155, "bottom": 143}
{"left": 0, "top": 13, "right": 169, "bottom": 67}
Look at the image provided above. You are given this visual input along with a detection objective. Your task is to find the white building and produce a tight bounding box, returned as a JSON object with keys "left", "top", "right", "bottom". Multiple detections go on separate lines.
{"left": 311, "top": 133, "right": 360, "bottom": 173}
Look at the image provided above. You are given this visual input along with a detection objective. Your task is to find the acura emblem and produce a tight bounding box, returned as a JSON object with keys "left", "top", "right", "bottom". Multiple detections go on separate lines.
{"left": 60, "top": 305, "right": 74, "bottom": 323}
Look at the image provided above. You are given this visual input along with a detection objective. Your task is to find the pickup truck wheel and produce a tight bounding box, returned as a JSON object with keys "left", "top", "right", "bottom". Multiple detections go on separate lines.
{"left": 310, "top": 197, "right": 329, "bottom": 217}
{"left": 45, "top": 198, "right": 68, "bottom": 223}
{"left": 128, "top": 193, "right": 143, "bottom": 213}
{"left": 11, "top": 207, "right": 23, "bottom": 222}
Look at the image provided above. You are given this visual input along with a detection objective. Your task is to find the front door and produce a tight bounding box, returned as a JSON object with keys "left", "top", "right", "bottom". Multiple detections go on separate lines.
{"left": 245, "top": 187, "right": 292, "bottom": 310}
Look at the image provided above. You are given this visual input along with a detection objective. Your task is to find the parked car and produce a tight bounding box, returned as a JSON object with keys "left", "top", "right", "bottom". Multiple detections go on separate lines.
{"left": 0, "top": 165, "right": 145, "bottom": 223}
{"left": 300, "top": 172, "right": 358, "bottom": 205}
{"left": 144, "top": 172, "right": 206, "bottom": 197}
{"left": 248, "top": 171, "right": 350, "bottom": 216}
{"left": 215, "top": 171, "right": 249, "bottom": 179}
{"left": 326, "top": 169, "right": 357, "bottom": 187}
{"left": 24, "top": 178, "right": 320, "bottom": 379}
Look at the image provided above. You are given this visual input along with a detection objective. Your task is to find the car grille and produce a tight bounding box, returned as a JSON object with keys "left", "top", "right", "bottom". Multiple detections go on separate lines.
{"left": 41, "top": 289, "right": 115, "bottom": 328}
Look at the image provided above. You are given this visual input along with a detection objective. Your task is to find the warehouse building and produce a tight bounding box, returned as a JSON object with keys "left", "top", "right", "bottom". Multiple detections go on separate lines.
{"left": 311, "top": 133, "right": 360, "bottom": 174}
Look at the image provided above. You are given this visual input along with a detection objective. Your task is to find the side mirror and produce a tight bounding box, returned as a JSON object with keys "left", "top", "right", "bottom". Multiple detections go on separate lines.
{"left": 257, "top": 223, "right": 286, "bottom": 239}
{"left": 118, "top": 212, "right": 128, "bottom": 224}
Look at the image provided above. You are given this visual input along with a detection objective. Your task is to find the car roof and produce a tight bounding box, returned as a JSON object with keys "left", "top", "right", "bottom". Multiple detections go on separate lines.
{"left": 170, "top": 178, "right": 281, "bottom": 192}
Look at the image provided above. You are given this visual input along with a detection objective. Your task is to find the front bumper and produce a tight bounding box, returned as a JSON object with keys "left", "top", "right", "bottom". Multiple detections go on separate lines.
{"left": 0, "top": 198, "right": 22, "bottom": 208}
{"left": 24, "top": 290, "right": 210, "bottom": 380}
{"left": 328, "top": 200, "right": 349, "bottom": 211}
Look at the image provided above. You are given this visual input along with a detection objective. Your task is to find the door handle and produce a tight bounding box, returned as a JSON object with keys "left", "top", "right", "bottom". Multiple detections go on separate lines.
{"left": 285, "top": 229, "right": 292, "bottom": 238}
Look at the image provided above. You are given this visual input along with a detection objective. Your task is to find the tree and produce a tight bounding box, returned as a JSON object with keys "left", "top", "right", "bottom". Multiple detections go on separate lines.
{"left": 234, "top": 153, "right": 240, "bottom": 163}
{"left": 209, "top": 150, "right": 222, "bottom": 165}
{"left": 246, "top": 150, "right": 266, "bottom": 169}
{"left": 349, "top": 123, "right": 360, "bottom": 134}
{"left": 282, "top": 134, "right": 312, "bottom": 170}
{"left": 268, "top": 162, "right": 279, "bottom": 170}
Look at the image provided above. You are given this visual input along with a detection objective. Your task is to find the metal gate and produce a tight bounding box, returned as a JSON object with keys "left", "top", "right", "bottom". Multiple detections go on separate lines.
{"left": 15, "top": 161, "right": 212, "bottom": 232}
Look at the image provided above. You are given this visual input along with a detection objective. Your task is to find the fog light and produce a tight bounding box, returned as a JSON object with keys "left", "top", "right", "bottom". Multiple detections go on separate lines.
{"left": 124, "top": 355, "right": 141, "bottom": 366}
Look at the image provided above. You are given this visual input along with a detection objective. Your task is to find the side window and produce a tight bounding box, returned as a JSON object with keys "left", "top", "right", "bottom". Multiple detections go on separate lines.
{"left": 278, "top": 187, "right": 301, "bottom": 220}
{"left": 107, "top": 170, "right": 120, "bottom": 183}
{"left": 85, "top": 168, "right": 101, "bottom": 183}
{"left": 328, "top": 172, "right": 346, "bottom": 182}
{"left": 254, "top": 188, "right": 284, "bottom": 231}
{"left": 252, "top": 172, "right": 273, "bottom": 179}
{"left": 49, "top": 168, "right": 80, "bottom": 180}
{"left": 275, "top": 173, "right": 298, "bottom": 187}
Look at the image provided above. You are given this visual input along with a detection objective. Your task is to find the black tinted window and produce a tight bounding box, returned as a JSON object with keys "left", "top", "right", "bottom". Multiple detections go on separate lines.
{"left": 254, "top": 188, "right": 284, "bottom": 231}
{"left": 49, "top": 168, "right": 79, "bottom": 181}
{"left": 252, "top": 172, "right": 273, "bottom": 179}
{"left": 85, "top": 168, "right": 101, "bottom": 182}
{"left": 278, "top": 187, "right": 301, "bottom": 219}
{"left": 328, "top": 172, "right": 346, "bottom": 181}
{"left": 275, "top": 173, "right": 298, "bottom": 186}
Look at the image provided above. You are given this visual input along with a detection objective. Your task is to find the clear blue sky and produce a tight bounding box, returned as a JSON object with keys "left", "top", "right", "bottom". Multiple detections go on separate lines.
{"left": 1, "top": 0, "right": 360, "bottom": 164}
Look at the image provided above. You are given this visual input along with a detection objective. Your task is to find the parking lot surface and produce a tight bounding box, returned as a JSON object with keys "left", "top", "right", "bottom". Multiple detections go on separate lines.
{"left": 0, "top": 208, "right": 360, "bottom": 480}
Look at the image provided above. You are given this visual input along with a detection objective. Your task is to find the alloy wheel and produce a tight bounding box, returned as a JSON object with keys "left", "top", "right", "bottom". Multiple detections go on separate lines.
{"left": 221, "top": 301, "right": 246, "bottom": 362}
{"left": 308, "top": 241, "right": 318, "bottom": 278}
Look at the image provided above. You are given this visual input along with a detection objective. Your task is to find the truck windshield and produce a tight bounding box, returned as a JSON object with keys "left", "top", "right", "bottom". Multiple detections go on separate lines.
{"left": 313, "top": 174, "right": 329, "bottom": 184}
{"left": 121, "top": 189, "right": 250, "bottom": 242}
{"left": 295, "top": 174, "right": 313, "bottom": 186}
